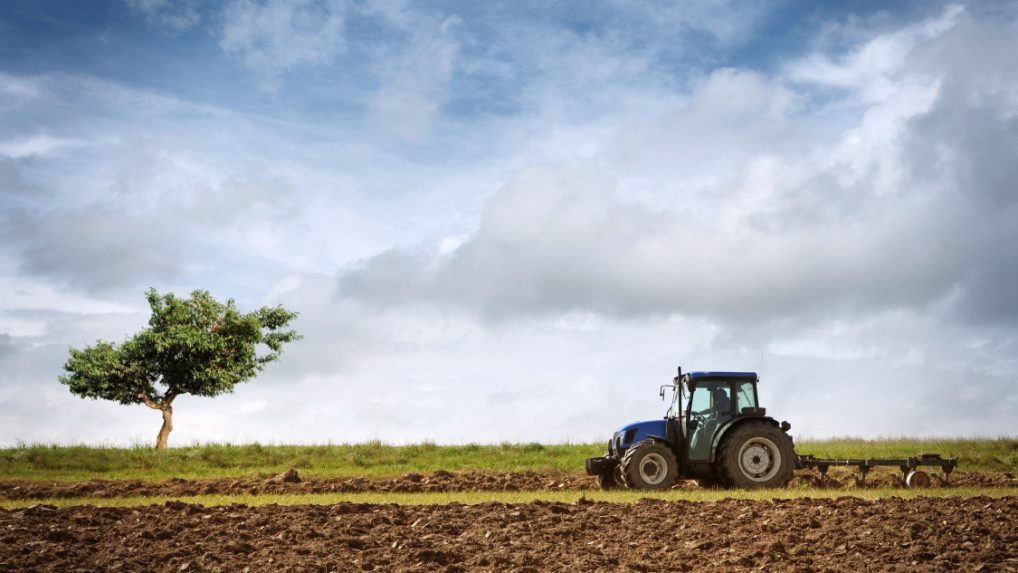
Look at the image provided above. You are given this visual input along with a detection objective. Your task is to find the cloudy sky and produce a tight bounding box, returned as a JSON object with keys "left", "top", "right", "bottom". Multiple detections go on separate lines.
{"left": 1, "top": 0, "right": 1016, "bottom": 447}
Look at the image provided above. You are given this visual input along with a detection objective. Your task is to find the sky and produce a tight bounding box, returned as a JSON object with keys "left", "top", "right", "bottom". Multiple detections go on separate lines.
{"left": 0, "top": 0, "right": 1016, "bottom": 447}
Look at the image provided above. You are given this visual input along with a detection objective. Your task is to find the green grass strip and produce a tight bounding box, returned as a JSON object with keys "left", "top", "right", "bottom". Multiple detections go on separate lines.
{"left": 1, "top": 438, "right": 1014, "bottom": 481}
{"left": 3, "top": 487, "right": 1015, "bottom": 510}
{"left": 0, "top": 442, "right": 603, "bottom": 481}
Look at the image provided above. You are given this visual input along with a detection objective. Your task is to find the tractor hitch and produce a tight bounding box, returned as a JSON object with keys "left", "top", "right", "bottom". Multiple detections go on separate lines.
{"left": 585, "top": 457, "right": 611, "bottom": 476}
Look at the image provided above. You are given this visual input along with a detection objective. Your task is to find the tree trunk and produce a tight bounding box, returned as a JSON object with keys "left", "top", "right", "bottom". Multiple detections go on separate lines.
{"left": 155, "top": 405, "right": 173, "bottom": 450}
{"left": 139, "top": 391, "right": 178, "bottom": 450}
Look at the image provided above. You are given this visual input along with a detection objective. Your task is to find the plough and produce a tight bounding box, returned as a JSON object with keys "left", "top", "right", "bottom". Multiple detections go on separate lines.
{"left": 797, "top": 453, "right": 958, "bottom": 488}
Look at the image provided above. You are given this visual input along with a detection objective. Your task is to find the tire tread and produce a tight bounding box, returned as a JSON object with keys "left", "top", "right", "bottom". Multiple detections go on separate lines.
{"left": 716, "top": 421, "right": 795, "bottom": 489}
{"left": 620, "top": 439, "right": 678, "bottom": 491}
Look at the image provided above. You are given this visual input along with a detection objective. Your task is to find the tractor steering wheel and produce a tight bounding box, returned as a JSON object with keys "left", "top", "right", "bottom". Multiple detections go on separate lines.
{"left": 690, "top": 410, "right": 709, "bottom": 425}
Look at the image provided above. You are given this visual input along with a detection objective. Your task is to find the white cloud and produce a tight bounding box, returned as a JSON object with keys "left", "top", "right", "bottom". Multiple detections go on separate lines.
{"left": 6, "top": 172, "right": 301, "bottom": 293}
{"left": 366, "top": 14, "right": 461, "bottom": 142}
{"left": 0, "top": 276, "right": 134, "bottom": 315}
{"left": 0, "top": 134, "right": 87, "bottom": 159}
{"left": 339, "top": 6, "right": 1018, "bottom": 330}
{"left": 220, "top": 0, "right": 347, "bottom": 90}
{"left": 786, "top": 4, "right": 965, "bottom": 102}
{"left": 610, "top": 0, "right": 768, "bottom": 48}
{"left": 18, "top": 206, "right": 183, "bottom": 292}
{"left": 0, "top": 73, "right": 43, "bottom": 100}
{"left": 261, "top": 275, "right": 303, "bottom": 305}
{"left": 125, "top": 0, "right": 203, "bottom": 32}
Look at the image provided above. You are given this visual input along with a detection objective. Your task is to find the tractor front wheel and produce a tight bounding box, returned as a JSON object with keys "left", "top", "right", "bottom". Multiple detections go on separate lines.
{"left": 716, "top": 421, "right": 795, "bottom": 489}
{"left": 596, "top": 462, "right": 624, "bottom": 490}
{"left": 620, "top": 439, "right": 678, "bottom": 490}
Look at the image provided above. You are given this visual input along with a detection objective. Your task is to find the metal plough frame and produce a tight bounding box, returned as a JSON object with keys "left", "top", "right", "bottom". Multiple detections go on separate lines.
{"left": 797, "top": 453, "right": 958, "bottom": 487}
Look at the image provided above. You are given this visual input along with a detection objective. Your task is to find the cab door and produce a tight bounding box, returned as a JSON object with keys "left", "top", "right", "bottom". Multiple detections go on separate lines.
{"left": 686, "top": 380, "right": 735, "bottom": 461}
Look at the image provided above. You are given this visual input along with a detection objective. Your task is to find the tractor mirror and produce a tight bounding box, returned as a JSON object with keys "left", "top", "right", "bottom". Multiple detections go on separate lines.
{"left": 659, "top": 384, "right": 674, "bottom": 401}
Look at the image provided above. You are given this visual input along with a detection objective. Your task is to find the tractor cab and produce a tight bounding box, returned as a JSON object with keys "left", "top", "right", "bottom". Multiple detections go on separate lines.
{"left": 672, "top": 371, "right": 764, "bottom": 463}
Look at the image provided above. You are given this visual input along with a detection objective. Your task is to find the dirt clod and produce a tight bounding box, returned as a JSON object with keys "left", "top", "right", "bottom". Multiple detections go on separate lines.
{"left": 269, "top": 468, "right": 301, "bottom": 483}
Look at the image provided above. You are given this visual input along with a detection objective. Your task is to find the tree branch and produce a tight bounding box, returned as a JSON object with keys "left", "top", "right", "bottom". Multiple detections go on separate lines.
{"left": 138, "top": 393, "right": 161, "bottom": 410}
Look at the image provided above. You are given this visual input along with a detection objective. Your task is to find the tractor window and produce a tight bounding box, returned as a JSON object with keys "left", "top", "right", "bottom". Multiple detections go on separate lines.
{"left": 688, "top": 385, "right": 711, "bottom": 415}
{"left": 689, "top": 382, "right": 732, "bottom": 418}
{"left": 710, "top": 385, "right": 732, "bottom": 417}
{"left": 736, "top": 382, "right": 757, "bottom": 411}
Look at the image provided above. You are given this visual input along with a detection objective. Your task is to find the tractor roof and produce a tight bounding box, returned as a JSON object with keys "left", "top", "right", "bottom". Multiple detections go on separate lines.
{"left": 687, "top": 371, "right": 758, "bottom": 381}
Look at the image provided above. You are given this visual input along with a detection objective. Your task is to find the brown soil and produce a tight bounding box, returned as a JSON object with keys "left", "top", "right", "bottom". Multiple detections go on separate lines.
{"left": 0, "top": 470, "right": 591, "bottom": 500}
{"left": 1, "top": 469, "right": 1014, "bottom": 500}
{"left": 1, "top": 496, "right": 1014, "bottom": 572}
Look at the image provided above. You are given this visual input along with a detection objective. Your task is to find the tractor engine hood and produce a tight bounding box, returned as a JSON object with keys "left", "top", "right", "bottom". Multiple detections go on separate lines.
{"left": 610, "top": 419, "right": 668, "bottom": 455}
{"left": 617, "top": 419, "right": 667, "bottom": 436}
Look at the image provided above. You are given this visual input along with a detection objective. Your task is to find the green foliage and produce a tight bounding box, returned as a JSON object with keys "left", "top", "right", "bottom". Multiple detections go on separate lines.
{"left": 0, "top": 438, "right": 1012, "bottom": 482}
{"left": 61, "top": 340, "right": 153, "bottom": 405}
{"left": 59, "top": 289, "right": 300, "bottom": 405}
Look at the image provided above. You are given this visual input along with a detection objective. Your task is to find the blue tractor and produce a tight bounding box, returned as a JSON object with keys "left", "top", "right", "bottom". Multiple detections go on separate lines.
{"left": 585, "top": 367, "right": 796, "bottom": 490}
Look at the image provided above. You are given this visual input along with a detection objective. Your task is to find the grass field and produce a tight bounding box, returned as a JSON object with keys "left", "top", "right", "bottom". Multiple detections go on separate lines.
{"left": 0, "top": 437, "right": 1014, "bottom": 482}
{"left": 3, "top": 486, "right": 1016, "bottom": 510}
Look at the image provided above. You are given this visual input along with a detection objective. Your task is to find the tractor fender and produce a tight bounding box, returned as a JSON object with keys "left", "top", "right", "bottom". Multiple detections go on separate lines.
{"left": 708, "top": 416, "right": 780, "bottom": 463}
{"left": 645, "top": 434, "right": 683, "bottom": 459}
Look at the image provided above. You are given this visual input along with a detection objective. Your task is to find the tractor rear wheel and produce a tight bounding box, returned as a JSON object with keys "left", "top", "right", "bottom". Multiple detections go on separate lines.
{"left": 716, "top": 421, "right": 795, "bottom": 489}
{"left": 620, "top": 439, "right": 678, "bottom": 490}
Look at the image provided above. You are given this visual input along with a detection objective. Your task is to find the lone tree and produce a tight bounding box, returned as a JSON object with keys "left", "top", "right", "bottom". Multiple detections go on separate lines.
{"left": 60, "top": 289, "right": 300, "bottom": 449}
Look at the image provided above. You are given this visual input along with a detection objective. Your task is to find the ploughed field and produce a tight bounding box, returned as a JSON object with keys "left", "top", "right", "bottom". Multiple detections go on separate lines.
{"left": 3, "top": 496, "right": 1015, "bottom": 572}
{"left": 2, "top": 441, "right": 1015, "bottom": 571}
